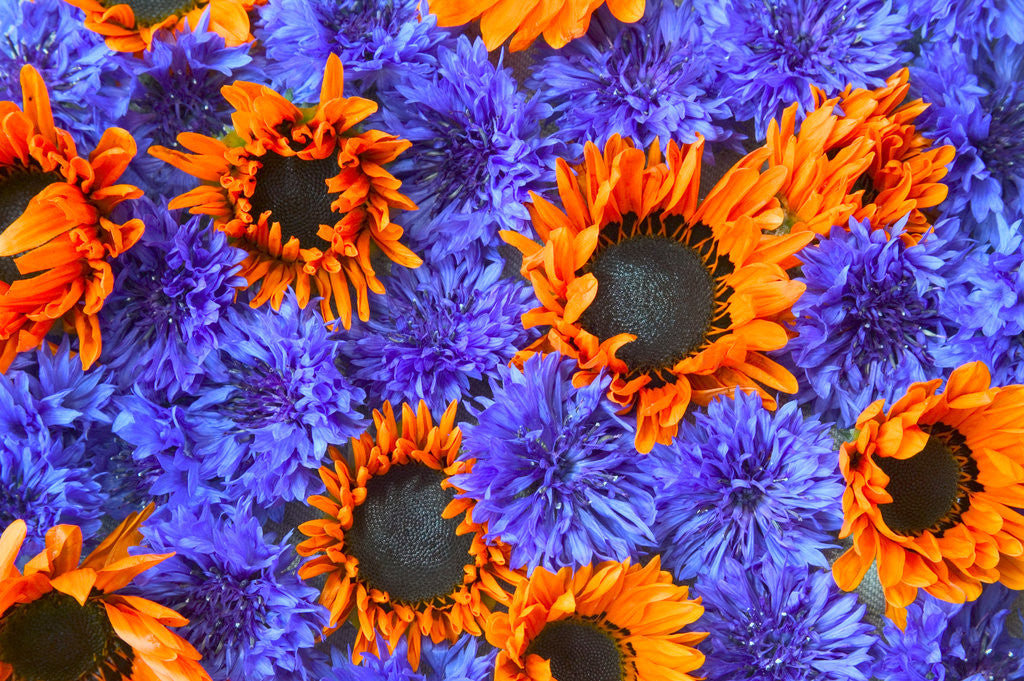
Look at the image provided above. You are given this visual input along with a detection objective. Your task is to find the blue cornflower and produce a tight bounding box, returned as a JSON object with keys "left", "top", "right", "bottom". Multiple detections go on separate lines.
{"left": 452, "top": 352, "right": 657, "bottom": 573}
{"left": 378, "top": 36, "right": 562, "bottom": 257}
{"left": 114, "top": 9, "right": 264, "bottom": 197}
{"left": 0, "top": 0, "right": 123, "bottom": 143}
{"left": 0, "top": 438, "right": 104, "bottom": 558}
{"left": 694, "top": 0, "right": 912, "bottom": 138}
{"left": 531, "top": 0, "right": 733, "bottom": 153}
{"left": 136, "top": 504, "right": 327, "bottom": 681}
{"left": 316, "top": 635, "right": 494, "bottom": 681}
{"left": 114, "top": 293, "right": 368, "bottom": 507}
{"left": 897, "top": 0, "right": 1024, "bottom": 47}
{"left": 257, "top": 0, "right": 451, "bottom": 102}
{"left": 697, "top": 559, "right": 876, "bottom": 681}
{"left": 913, "top": 39, "right": 1024, "bottom": 240}
{"left": 874, "top": 585, "right": 1024, "bottom": 680}
{"left": 934, "top": 217, "right": 1024, "bottom": 386}
{"left": 650, "top": 391, "right": 843, "bottom": 583}
{"left": 782, "top": 217, "right": 953, "bottom": 426}
{"left": 100, "top": 198, "right": 246, "bottom": 397}
{"left": 337, "top": 246, "right": 535, "bottom": 415}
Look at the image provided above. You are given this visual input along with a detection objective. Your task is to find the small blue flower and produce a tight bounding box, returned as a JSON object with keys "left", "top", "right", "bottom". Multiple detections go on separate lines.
{"left": 531, "top": 0, "right": 734, "bottom": 153}
{"left": 100, "top": 199, "right": 245, "bottom": 397}
{"left": 697, "top": 559, "right": 876, "bottom": 681}
{"left": 337, "top": 246, "right": 535, "bottom": 415}
{"left": 897, "top": 0, "right": 1024, "bottom": 47}
{"left": 452, "top": 352, "right": 657, "bottom": 572}
{"left": 694, "top": 0, "right": 912, "bottom": 138}
{"left": 257, "top": 0, "right": 451, "bottom": 102}
{"left": 781, "top": 217, "right": 954, "bottom": 426}
{"left": 913, "top": 38, "right": 1024, "bottom": 240}
{"left": 136, "top": 504, "right": 327, "bottom": 681}
{"left": 934, "top": 217, "right": 1024, "bottom": 386}
{"left": 874, "top": 585, "right": 1024, "bottom": 680}
{"left": 650, "top": 391, "right": 843, "bottom": 583}
{"left": 114, "top": 10, "right": 265, "bottom": 197}
{"left": 378, "top": 36, "right": 562, "bottom": 257}
{"left": 0, "top": 0, "right": 124, "bottom": 143}
{"left": 315, "top": 635, "right": 494, "bottom": 681}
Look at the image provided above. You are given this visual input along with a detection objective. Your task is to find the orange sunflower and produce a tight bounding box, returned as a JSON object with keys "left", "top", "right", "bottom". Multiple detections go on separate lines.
{"left": 832, "top": 361, "right": 1024, "bottom": 628}
{"left": 809, "top": 69, "right": 954, "bottom": 243}
{"left": 151, "top": 54, "right": 420, "bottom": 328}
{"left": 0, "top": 65, "right": 143, "bottom": 373}
{"left": 502, "top": 135, "right": 812, "bottom": 453}
{"left": 297, "top": 400, "right": 521, "bottom": 668}
{"left": 486, "top": 557, "right": 706, "bottom": 681}
{"left": 429, "top": 0, "right": 645, "bottom": 51}
{"left": 0, "top": 506, "right": 210, "bottom": 681}
{"left": 61, "top": 0, "right": 259, "bottom": 53}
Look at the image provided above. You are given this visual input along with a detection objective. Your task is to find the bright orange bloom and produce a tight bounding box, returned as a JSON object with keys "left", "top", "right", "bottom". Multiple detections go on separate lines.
{"left": 0, "top": 65, "right": 143, "bottom": 373}
{"left": 0, "top": 506, "right": 210, "bottom": 681}
{"left": 61, "top": 0, "right": 260, "bottom": 53}
{"left": 297, "top": 401, "right": 521, "bottom": 668}
{"left": 151, "top": 54, "right": 420, "bottom": 328}
{"left": 429, "top": 0, "right": 645, "bottom": 51}
{"left": 486, "top": 557, "right": 706, "bottom": 681}
{"left": 502, "top": 135, "right": 812, "bottom": 453}
{"left": 832, "top": 361, "right": 1024, "bottom": 628}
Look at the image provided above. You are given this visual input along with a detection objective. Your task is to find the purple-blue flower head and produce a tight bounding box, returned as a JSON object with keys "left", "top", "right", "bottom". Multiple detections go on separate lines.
{"left": 694, "top": 0, "right": 912, "bottom": 138}
{"left": 257, "top": 0, "right": 451, "bottom": 101}
{"left": 530, "top": 0, "right": 734, "bottom": 154}
{"left": 114, "top": 9, "right": 265, "bottom": 197}
{"left": 337, "top": 246, "right": 534, "bottom": 416}
{"left": 0, "top": 0, "right": 124, "bottom": 144}
{"left": 315, "top": 635, "right": 494, "bottom": 681}
{"left": 650, "top": 390, "right": 843, "bottom": 583}
{"left": 697, "top": 560, "right": 876, "bottom": 681}
{"left": 913, "top": 38, "right": 1024, "bottom": 240}
{"left": 874, "top": 585, "right": 1024, "bottom": 681}
{"left": 377, "top": 36, "right": 562, "bottom": 257}
{"left": 897, "top": 0, "right": 1024, "bottom": 48}
{"left": 934, "top": 217, "right": 1024, "bottom": 386}
{"left": 781, "top": 217, "right": 953, "bottom": 426}
{"left": 100, "top": 198, "right": 246, "bottom": 397}
{"left": 452, "top": 352, "right": 657, "bottom": 573}
{"left": 135, "top": 504, "right": 327, "bottom": 681}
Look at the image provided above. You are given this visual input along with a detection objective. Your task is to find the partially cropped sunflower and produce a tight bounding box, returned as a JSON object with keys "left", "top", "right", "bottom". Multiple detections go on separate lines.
{"left": 151, "top": 54, "right": 419, "bottom": 328}
{"left": 61, "top": 0, "right": 260, "bottom": 52}
{"left": 0, "top": 65, "right": 143, "bottom": 373}
{"left": 0, "top": 506, "right": 210, "bottom": 681}
{"left": 429, "top": 0, "right": 645, "bottom": 51}
{"left": 503, "top": 135, "right": 811, "bottom": 453}
{"left": 486, "top": 557, "right": 706, "bottom": 681}
{"left": 297, "top": 400, "right": 521, "bottom": 668}
{"left": 832, "top": 361, "right": 1024, "bottom": 628}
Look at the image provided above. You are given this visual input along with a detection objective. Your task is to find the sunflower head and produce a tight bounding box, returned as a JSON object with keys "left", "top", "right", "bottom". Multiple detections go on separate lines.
{"left": 0, "top": 505, "right": 211, "bottom": 681}
{"left": 297, "top": 400, "right": 521, "bottom": 669}
{"left": 0, "top": 64, "right": 143, "bottom": 372}
{"left": 832, "top": 361, "right": 1024, "bottom": 627}
{"left": 151, "top": 54, "right": 420, "bottom": 329}
{"left": 486, "top": 557, "right": 706, "bottom": 681}
{"left": 502, "top": 134, "right": 811, "bottom": 452}
{"left": 59, "top": 0, "right": 260, "bottom": 53}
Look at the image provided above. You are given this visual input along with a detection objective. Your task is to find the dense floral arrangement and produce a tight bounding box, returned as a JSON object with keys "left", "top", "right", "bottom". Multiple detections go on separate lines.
{"left": 1, "top": 0, "right": 1023, "bottom": 679}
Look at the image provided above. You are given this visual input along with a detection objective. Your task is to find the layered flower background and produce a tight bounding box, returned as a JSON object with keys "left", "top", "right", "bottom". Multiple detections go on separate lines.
{"left": 1, "top": 0, "right": 1024, "bottom": 679}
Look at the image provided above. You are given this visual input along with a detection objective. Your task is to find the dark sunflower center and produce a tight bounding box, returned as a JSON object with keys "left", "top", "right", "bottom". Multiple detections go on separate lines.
{"left": 0, "top": 170, "right": 60, "bottom": 284}
{"left": 876, "top": 423, "right": 980, "bottom": 537}
{"left": 526, "top": 618, "right": 624, "bottom": 681}
{"left": 344, "top": 463, "right": 474, "bottom": 605}
{"left": 578, "top": 232, "right": 714, "bottom": 373}
{"left": 0, "top": 592, "right": 111, "bottom": 681}
{"left": 249, "top": 153, "right": 340, "bottom": 247}
{"left": 100, "top": 0, "right": 202, "bottom": 26}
